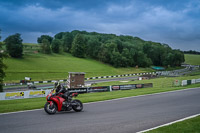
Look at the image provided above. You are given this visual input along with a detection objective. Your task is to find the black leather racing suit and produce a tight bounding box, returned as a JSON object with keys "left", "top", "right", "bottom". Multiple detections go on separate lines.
{"left": 55, "top": 85, "right": 69, "bottom": 101}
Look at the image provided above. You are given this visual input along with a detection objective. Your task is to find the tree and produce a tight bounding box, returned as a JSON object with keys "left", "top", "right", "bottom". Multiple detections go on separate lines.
{"left": 52, "top": 39, "right": 61, "bottom": 53}
{"left": 4, "top": 33, "right": 23, "bottom": 58}
{"left": 172, "top": 50, "right": 185, "bottom": 66}
{"left": 98, "top": 42, "right": 118, "bottom": 63}
{"left": 121, "top": 48, "right": 131, "bottom": 67}
{"left": 41, "top": 39, "right": 51, "bottom": 54}
{"left": 111, "top": 50, "right": 122, "bottom": 67}
{"left": 37, "top": 35, "right": 53, "bottom": 44}
{"left": 71, "top": 34, "right": 86, "bottom": 58}
{"left": 86, "top": 37, "right": 101, "bottom": 59}
{"left": 54, "top": 32, "right": 65, "bottom": 40}
{"left": 0, "top": 30, "right": 7, "bottom": 92}
{"left": 62, "top": 32, "right": 73, "bottom": 53}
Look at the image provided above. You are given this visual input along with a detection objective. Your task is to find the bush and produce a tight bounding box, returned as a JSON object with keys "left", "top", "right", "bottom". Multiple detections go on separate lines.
{"left": 4, "top": 33, "right": 23, "bottom": 58}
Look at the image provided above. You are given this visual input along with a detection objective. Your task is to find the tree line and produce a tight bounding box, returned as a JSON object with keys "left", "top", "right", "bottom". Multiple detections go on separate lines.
{"left": 38, "top": 30, "right": 185, "bottom": 68}
{"left": 1, "top": 30, "right": 185, "bottom": 68}
{"left": 183, "top": 50, "right": 200, "bottom": 55}
{"left": 0, "top": 30, "right": 7, "bottom": 92}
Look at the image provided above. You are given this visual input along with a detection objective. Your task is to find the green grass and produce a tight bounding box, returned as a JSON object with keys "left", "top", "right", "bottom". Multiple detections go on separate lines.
{"left": 146, "top": 115, "right": 200, "bottom": 133}
{"left": 184, "top": 54, "right": 200, "bottom": 65}
{"left": 4, "top": 53, "right": 153, "bottom": 82}
{"left": 92, "top": 74, "right": 200, "bottom": 89}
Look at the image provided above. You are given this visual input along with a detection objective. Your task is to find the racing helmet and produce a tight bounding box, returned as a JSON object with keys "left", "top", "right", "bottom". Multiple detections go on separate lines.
{"left": 54, "top": 81, "right": 61, "bottom": 92}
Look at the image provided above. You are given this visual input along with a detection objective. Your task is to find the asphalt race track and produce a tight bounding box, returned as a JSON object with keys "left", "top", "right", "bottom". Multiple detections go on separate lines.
{"left": 0, "top": 88, "right": 200, "bottom": 133}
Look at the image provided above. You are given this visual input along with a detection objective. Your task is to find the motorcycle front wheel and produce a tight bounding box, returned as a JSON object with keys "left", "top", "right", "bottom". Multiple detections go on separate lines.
{"left": 44, "top": 102, "right": 57, "bottom": 115}
{"left": 72, "top": 100, "right": 83, "bottom": 112}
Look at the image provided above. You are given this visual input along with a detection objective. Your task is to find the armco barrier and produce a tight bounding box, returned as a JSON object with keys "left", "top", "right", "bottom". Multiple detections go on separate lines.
{"left": 181, "top": 78, "right": 200, "bottom": 86}
{"left": 143, "top": 83, "right": 153, "bottom": 88}
{"left": 0, "top": 83, "right": 153, "bottom": 100}
{"left": 119, "top": 84, "right": 136, "bottom": 90}
{"left": 192, "top": 79, "right": 196, "bottom": 84}
{"left": 68, "top": 88, "right": 87, "bottom": 94}
{"left": 112, "top": 83, "right": 153, "bottom": 91}
{"left": 181, "top": 80, "right": 187, "bottom": 86}
{"left": 196, "top": 79, "right": 200, "bottom": 83}
{"left": 87, "top": 86, "right": 110, "bottom": 93}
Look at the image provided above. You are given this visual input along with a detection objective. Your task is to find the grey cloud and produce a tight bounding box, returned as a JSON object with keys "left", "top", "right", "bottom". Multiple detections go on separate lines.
{"left": 0, "top": 0, "right": 200, "bottom": 51}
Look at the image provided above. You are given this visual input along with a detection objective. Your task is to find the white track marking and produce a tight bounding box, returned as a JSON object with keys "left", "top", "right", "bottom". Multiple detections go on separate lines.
{"left": 137, "top": 113, "right": 200, "bottom": 133}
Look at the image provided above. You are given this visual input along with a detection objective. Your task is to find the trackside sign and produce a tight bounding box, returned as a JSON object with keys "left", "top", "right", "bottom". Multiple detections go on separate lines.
{"left": 0, "top": 83, "right": 153, "bottom": 100}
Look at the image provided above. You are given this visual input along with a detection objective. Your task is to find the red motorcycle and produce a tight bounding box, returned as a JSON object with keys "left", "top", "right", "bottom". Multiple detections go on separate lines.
{"left": 44, "top": 89, "right": 83, "bottom": 114}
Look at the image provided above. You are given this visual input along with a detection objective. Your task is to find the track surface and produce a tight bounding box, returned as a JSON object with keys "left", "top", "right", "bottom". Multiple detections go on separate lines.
{"left": 0, "top": 88, "right": 200, "bottom": 133}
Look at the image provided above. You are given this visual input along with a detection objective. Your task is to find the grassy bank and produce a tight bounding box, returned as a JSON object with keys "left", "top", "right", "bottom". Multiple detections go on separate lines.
{"left": 146, "top": 115, "right": 200, "bottom": 133}
{"left": 184, "top": 54, "right": 200, "bottom": 65}
{"left": 4, "top": 53, "right": 153, "bottom": 82}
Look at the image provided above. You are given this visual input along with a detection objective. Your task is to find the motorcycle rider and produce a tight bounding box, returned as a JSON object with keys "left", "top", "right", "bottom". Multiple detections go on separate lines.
{"left": 53, "top": 81, "right": 70, "bottom": 104}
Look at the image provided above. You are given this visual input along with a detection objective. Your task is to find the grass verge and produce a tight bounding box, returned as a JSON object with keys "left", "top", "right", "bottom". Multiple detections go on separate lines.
{"left": 146, "top": 115, "right": 200, "bottom": 133}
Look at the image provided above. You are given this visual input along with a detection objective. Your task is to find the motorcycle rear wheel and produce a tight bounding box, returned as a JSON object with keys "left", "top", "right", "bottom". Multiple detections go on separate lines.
{"left": 72, "top": 100, "right": 83, "bottom": 112}
{"left": 44, "top": 102, "right": 57, "bottom": 115}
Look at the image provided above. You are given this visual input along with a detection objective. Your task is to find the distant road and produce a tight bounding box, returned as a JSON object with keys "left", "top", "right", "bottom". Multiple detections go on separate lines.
{"left": 3, "top": 76, "right": 139, "bottom": 92}
{"left": 0, "top": 88, "right": 200, "bottom": 133}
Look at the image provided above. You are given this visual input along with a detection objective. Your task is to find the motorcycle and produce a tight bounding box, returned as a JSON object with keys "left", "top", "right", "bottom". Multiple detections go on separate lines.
{"left": 44, "top": 89, "right": 83, "bottom": 114}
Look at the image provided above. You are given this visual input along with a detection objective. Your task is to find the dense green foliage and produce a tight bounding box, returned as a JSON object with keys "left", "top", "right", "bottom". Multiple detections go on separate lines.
{"left": 37, "top": 35, "right": 53, "bottom": 44}
{"left": 51, "top": 39, "right": 61, "bottom": 53}
{"left": 0, "top": 30, "right": 6, "bottom": 92}
{"left": 62, "top": 32, "right": 73, "bottom": 52}
{"left": 50, "top": 30, "right": 185, "bottom": 68}
{"left": 41, "top": 39, "right": 51, "bottom": 54}
{"left": 184, "top": 50, "right": 200, "bottom": 55}
{"left": 71, "top": 34, "right": 86, "bottom": 58}
{"left": 4, "top": 33, "right": 23, "bottom": 58}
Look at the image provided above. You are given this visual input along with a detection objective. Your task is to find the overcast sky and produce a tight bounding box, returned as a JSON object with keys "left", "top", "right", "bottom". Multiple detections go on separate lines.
{"left": 0, "top": 0, "right": 200, "bottom": 51}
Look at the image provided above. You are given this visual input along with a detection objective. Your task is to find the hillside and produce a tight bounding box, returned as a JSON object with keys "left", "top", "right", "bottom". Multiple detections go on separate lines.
{"left": 184, "top": 54, "right": 200, "bottom": 65}
{"left": 35, "top": 30, "right": 184, "bottom": 68}
{"left": 4, "top": 53, "right": 152, "bottom": 82}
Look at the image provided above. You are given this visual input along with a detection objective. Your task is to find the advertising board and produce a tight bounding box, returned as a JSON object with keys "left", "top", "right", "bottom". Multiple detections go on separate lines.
{"left": 120, "top": 84, "right": 136, "bottom": 90}
{"left": 136, "top": 84, "right": 143, "bottom": 88}
{"left": 5, "top": 92, "right": 24, "bottom": 100}
{"left": 88, "top": 86, "right": 109, "bottom": 92}
{"left": 29, "top": 91, "right": 46, "bottom": 98}
{"left": 69, "top": 88, "right": 87, "bottom": 94}
{"left": 112, "top": 85, "right": 120, "bottom": 91}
